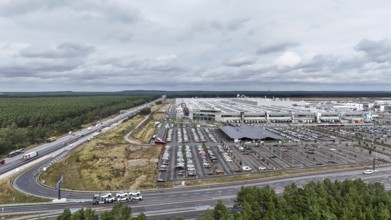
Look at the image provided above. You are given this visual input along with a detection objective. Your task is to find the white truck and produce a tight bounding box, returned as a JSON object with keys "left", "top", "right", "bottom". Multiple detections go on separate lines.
{"left": 23, "top": 151, "right": 38, "bottom": 160}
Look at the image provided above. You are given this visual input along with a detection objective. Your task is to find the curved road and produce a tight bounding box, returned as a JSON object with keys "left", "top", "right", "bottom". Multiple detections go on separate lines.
{"left": 11, "top": 156, "right": 391, "bottom": 219}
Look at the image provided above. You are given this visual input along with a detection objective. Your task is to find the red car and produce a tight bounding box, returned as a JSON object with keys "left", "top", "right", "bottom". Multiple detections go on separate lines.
{"left": 215, "top": 169, "right": 225, "bottom": 175}
{"left": 0, "top": 159, "right": 5, "bottom": 165}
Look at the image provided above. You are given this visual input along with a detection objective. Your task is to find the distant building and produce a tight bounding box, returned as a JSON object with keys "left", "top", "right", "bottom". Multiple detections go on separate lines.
{"left": 175, "top": 97, "right": 370, "bottom": 124}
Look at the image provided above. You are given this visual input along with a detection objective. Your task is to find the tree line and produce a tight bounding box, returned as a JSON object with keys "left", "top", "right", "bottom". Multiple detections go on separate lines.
{"left": 197, "top": 178, "right": 391, "bottom": 220}
{"left": 0, "top": 95, "right": 158, "bottom": 156}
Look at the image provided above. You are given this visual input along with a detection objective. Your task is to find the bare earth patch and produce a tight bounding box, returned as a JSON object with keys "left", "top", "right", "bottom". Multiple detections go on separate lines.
{"left": 129, "top": 175, "right": 147, "bottom": 190}
{"left": 128, "top": 159, "right": 149, "bottom": 166}
{"left": 39, "top": 112, "right": 163, "bottom": 191}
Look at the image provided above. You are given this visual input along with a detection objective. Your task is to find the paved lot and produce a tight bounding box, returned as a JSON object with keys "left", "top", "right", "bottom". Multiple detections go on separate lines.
{"left": 154, "top": 104, "right": 391, "bottom": 183}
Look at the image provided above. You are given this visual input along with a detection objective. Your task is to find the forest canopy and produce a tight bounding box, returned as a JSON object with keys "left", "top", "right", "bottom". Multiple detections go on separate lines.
{"left": 0, "top": 95, "right": 158, "bottom": 156}
{"left": 197, "top": 179, "right": 391, "bottom": 220}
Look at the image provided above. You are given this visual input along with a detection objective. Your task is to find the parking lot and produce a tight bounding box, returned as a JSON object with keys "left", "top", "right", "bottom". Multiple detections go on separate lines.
{"left": 155, "top": 106, "right": 391, "bottom": 183}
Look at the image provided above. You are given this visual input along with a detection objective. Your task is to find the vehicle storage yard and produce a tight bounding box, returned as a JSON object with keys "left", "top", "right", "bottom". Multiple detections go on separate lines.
{"left": 148, "top": 100, "right": 391, "bottom": 183}
{"left": 155, "top": 124, "right": 391, "bottom": 183}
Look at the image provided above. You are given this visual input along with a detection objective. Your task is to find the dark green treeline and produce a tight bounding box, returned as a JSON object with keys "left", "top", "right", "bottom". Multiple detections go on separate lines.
{"left": 0, "top": 95, "right": 158, "bottom": 156}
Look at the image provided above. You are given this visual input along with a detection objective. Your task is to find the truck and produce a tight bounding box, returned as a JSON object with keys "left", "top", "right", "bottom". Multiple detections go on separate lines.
{"left": 0, "top": 159, "right": 5, "bottom": 165}
{"left": 23, "top": 151, "right": 38, "bottom": 160}
{"left": 92, "top": 194, "right": 107, "bottom": 205}
{"left": 92, "top": 193, "right": 116, "bottom": 205}
{"left": 8, "top": 148, "right": 24, "bottom": 157}
{"left": 46, "top": 136, "right": 57, "bottom": 142}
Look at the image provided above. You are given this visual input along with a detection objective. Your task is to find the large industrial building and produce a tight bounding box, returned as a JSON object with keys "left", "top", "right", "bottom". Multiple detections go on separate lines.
{"left": 175, "top": 97, "right": 372, "bottom": 124}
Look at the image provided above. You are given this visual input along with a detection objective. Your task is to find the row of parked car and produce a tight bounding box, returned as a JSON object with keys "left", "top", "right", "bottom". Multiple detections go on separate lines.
{"left": 204, "top": 128, "right": 218, "bottom": 143}
{"left": 197, "top": 145, "right": 211, "bottom": 169}
{"left": 184, "top": 145, "right": 196, "bottom": 177}
{"left": 92, "top": 191, "right": 142, "bottom": 205}
{"left": 160, "top": 145, "right": 170, "bottom": 172}
{"left": 166, "top": 129, "right": 173, "bottom": 142}
{"left": 191, "top": 128, "right": 201, "bottom": 142}
{"left": 218, "top": 145, "right": 233, "bottom": 162}
{"left": 195, "top": 127, "right": 207, "bottom": 142}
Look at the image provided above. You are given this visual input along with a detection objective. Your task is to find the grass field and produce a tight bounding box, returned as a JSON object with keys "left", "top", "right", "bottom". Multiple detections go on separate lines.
{"left": 0, "top": 176, "right": 49, "bottom": 204}
{"left": 39, "top": 114, "right": 163, "bottom": 191}
{"left": 132, "top": 104, "right": 168, "bottom": 144}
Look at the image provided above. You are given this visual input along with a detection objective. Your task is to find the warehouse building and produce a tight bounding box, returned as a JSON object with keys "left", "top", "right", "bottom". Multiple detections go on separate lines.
{"left": 176, "top": 98, "right": 369, "bottom": 124}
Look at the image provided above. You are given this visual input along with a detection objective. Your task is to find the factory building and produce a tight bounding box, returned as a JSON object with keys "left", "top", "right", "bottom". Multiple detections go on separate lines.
{"left": 176, "top": 98, "right": 371, "bottom": 124}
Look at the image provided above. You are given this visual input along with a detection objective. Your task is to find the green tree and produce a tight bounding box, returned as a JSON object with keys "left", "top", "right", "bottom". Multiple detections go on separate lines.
{"left": 85, "top": 208, "right": 98, "bottom": 220}
{"left": 71, "top": 208, "right": 85, "bottom": 220}
{"left": 111, "top": 203, "right": 132, "bottom": 220}
{"left": 57, "top": 208, "right": 71, "bottom": 220}
{"left": 196, "top": 210, "right": 214, "bottom": 220}
{"left": 213, "top": 200, "right": 232, "bottom": 220}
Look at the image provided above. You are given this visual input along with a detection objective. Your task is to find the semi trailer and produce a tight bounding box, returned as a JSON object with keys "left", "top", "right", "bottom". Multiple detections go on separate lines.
{"left": 23, "top": 151, "right": 38, "bottom": 160}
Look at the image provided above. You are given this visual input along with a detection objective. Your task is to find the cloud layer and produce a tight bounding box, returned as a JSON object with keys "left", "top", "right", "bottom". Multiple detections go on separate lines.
{"left": 1, "top": 0, "right": 391, "bottom": 91}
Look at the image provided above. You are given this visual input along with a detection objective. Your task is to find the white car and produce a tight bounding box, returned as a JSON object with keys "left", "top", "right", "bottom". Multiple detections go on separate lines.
{"left": 101, "top": 193, "right": 115, "bottom": 203}
{"left": 129, "top": 191, "right": 141, "bottom": 196}
{"left": 242, "top": 166, "right": 252, "bottom": 172}
{"left": 131, "top": 195, "right": 143, "bottom": 201}
{"left": 258, "top": 166, "right": 267, "bottom": 170}
{"left": 117, "top": 197, "right": 129, "bottom": 202}
{"left": 363, "top": 170, "right": 374, "bottom": 175}
{"left": 116, "top": 192, "right": 129, "bottom": 198}
{"left": 101, "top": 193, "right": 113, "bottom": 198}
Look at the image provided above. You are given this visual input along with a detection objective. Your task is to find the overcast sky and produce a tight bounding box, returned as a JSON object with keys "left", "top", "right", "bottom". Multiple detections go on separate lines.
{"left": 1, "top": 0, "right": 391, "bottom": 91}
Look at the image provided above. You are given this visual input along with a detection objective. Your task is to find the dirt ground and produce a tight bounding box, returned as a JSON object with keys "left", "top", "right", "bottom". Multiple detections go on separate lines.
{"left": 39, "top": 113, "right": 163, "bottom": 191}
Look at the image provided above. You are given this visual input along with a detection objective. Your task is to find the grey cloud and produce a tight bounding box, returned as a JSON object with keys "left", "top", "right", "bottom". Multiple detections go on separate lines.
{"left": 226, "top": 18, "right": 250, "bottom": 31}
{"left": 0, "top": 0, "right": 141, "bottom": 24}
{"left": 20, "top": 43, "right": 95, "bottom": 59}
{"left": 0, "top": 59, "right": 84, "bottom": 78}
{"left": 209, "top": 18, "right": 249, "bottom": 32}
{"left": 355, "top": 39, "right": 391, "bottom": 63}
{"left": 257, "top": 42, "right": 299, "bottom": 54}
{"left": 180, "top": 17, "right": 250, "bottom": 40}
{"left": 0, "top": 0, "right": 72, "bottom": 16}
{"left": 223, "top": 54, "right": 256, "bottom": 67}
{"left": 298, "top": 54, "right": 367, "bottom": 74}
